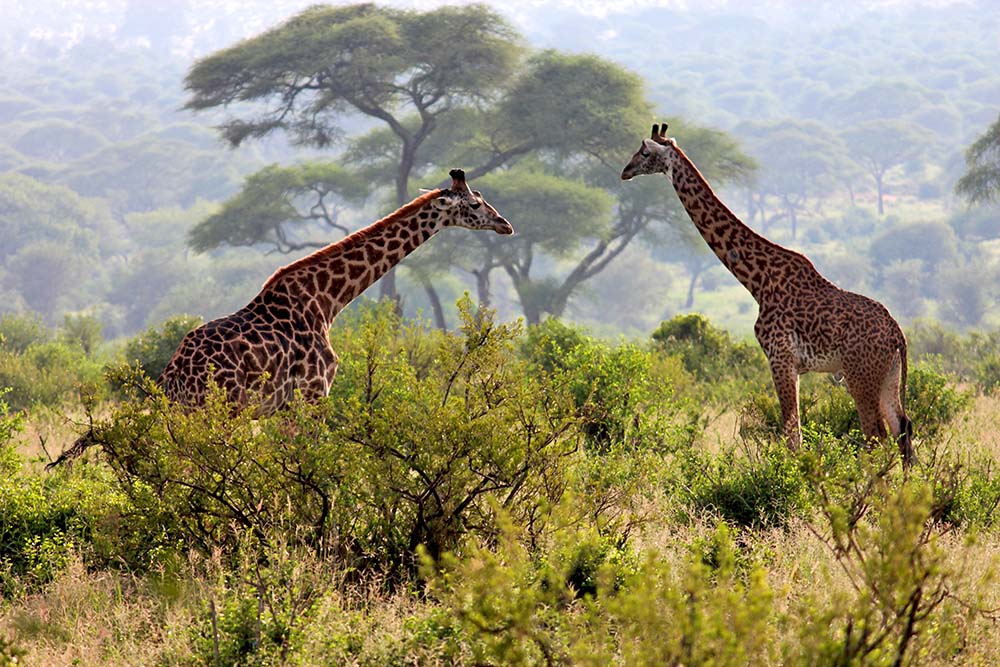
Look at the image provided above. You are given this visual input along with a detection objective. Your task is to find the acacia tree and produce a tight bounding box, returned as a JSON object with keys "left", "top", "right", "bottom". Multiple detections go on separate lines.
{"left": 183, "top": 3, "right": 521, "bottom": 300}
{"left": 956, "top": 113, "right": 1000, "bottom": 205}
{"left": 187, "top": 163, "right": 368, "bottom": 254}
{"left": 183, "top": 5, "right": 660, "bottom": 324}
{"left": 738, "top": 119, "right": 849, "bottom": 239}
{"left": 841, "top": 120, "right": 926, "bottom": 215}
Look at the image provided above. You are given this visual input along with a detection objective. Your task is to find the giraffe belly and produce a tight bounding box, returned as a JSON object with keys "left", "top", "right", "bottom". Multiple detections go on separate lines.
{"left": 790, "top": 334, "right": 842, "bottom": 374}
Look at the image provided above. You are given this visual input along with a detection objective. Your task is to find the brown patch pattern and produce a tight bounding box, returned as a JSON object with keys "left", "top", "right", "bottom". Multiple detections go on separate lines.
{"left": 157, "top": 180, "right": 512, "bottom": 416}
{"left": 622, "top": 134, "right": 914, "bottom": 465}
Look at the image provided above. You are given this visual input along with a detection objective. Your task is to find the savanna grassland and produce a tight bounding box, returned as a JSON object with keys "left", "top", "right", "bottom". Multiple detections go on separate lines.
{"left": 4, "top": 2, "right": 1000, "bottom": 665}
{"left": 2, "top": 303, "right": 1000, "bottom": 667}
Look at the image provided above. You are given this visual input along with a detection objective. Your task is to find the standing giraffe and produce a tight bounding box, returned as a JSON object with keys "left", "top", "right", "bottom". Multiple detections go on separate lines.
{"left": 50, "top": 169, "right": 512, "bottom": 469}
{"left": 154, "top": 169, "right": 512, "bottom": 415}
{"left": 622, "top": 124, "right": 914, "bottom": 464}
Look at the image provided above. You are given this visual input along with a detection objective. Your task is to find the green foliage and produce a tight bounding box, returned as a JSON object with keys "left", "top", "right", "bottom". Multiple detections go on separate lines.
{"left": 184, "top": 3, "right": 520, "bottom": 147}
{"left": 0, "top": 313, "right": 49, "bottom": 353}
{"left": 929, "top": 457, "right": 1000, "bottom": 529}
{"left": 522, "top": 318, "right": 696, "bottom": 452}
{"left": 680, "top": 441, "right": 810, "bottom": 529}
{"left": 652, "top": 313, "right": 768, "bottom": 393}
{"left": 60, "top": 312, "right": 103, "bottom": 355}
{"left": 0, "top": 339, "right": 104, "bottom": 411}
{"left": 738, "top": 363, "right": 969, "bottom": 445}
{"left": 0, "top": 635, "right": 25, "bottom": 667}
{"left": 496, "top": 50, "right": 650, "bottom": 162}
{"left": 797, "top": 464, "right": 962, "bottom": 666}
{"left": 905, "top": 364, "right": 973, "bottom": 441}
{"left": 0, "top": 442, "right": 159, "bottom": 597}
{"left": 869, "top": 219, "right": 958, "bottom": 274}
{"left": 121, "top": 314, "right": 202, "bottom": 379}
{"left": 98, "top": 299, "right": 583, "bottom": 576}
{"left": 0, "top": 389, "right": 24, "bottom": 470}
{"left": 187, "top": 161, "right": 369, "bottom": 254}
{"left": 595, "top": 524, "right": 778, "bottom": 667}
{"left": 956, "top": 112, "right": 1000, "bottom": 205}
{"left": 906, "top": 320, "right": 1000, "bottom": 395}
{"left": 189, "top": 536, "right": 325, "bottom": 667}
{"left": 426, "top": 520, "right": 778, "bottom": 667}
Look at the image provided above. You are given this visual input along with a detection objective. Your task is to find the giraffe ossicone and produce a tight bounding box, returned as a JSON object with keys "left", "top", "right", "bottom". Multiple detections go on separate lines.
{"left": 622, "top": 123, "right": 915, "bottom": 466}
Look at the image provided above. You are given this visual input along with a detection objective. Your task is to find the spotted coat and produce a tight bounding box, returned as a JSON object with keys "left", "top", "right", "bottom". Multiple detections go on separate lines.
{"left": 157, "top": 170, "right": 512, "bottom": 416}
{"left": 621, "top": 125, "right": 914, "bottom": 465}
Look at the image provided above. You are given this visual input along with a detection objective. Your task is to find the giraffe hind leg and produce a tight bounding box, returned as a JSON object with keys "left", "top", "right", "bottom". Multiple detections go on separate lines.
{"left": 879, "top": 356, "right": 916, "bottom": 467}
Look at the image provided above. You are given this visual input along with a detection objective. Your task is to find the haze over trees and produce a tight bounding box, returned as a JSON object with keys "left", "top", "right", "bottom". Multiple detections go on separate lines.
{"left": 0, "top": 0, "right": 999, "bottom": 334}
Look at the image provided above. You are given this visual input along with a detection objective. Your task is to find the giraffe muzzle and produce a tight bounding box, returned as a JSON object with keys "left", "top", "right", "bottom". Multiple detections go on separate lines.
{"left": 493, "top": 218, "right": 514, "bottom": 235}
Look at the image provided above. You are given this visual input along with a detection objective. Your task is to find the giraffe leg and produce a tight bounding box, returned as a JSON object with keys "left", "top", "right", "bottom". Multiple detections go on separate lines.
{"left": 768, "top": 357, "right": 801, "bottom": 449}
{"left": 878, "top": 355, "right": 915, "bottom": 467}
{"left": 843, "top": 366, "right": 887, "bottom": 448}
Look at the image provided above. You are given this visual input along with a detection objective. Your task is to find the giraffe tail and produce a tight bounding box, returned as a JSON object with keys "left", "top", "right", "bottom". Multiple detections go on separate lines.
{"left": 45, "top": 427, "right": 96, "bottom": 470}
{"left": 898, "top": 338, "right": 916, "bottom": 468}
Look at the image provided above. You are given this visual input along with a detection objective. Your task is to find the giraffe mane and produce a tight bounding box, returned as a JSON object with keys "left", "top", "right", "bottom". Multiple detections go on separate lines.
{"left": 261, "top": 188, "right": 445, "bottom": 289}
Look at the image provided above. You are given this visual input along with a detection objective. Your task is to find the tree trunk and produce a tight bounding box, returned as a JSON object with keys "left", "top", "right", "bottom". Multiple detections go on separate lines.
{"left": 474, "top": 269, "right": 491, "bottom": 308}
{"left": 421, "top": 277, "right": 447, "bottom": 329}
{"left": 379, "top": 269, "right": 398, "bottom": 303}
{"left": 684, "top": 264, "right": 706, "bottom": 309}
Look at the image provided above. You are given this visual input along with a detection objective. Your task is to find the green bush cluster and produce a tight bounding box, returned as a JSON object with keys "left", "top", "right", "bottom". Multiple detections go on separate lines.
{"left": 0, "top": 313, "right": 106, "bottom": 412}
{"left": 120, "top": 314, "right": 202, "bottom": 379}
{"left": 4, "top": 305, "right": 998, "bottom": 665}
{"left": 652, "top": 313, "right": 769, "bottom": 400}
{"left": 907, "top": 320, "right": 1000, "bottom": 394}
{"left": 522, "top": 318, "right": 697, "bottom": 452}
{"left": 738, "top": 362, "right": 970, "bottom": 444}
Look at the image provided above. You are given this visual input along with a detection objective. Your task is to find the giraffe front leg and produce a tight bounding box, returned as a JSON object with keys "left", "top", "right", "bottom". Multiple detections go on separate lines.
{"left": 768, "top": 357, "right": 802, "bottom": 450}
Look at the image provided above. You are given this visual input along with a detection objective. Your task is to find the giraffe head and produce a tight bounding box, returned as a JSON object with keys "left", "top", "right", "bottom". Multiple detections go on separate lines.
{"left": 620, "top": 122, "right": 677, "bottom": 181}
{"left": 432, "top": 169, "right": 514, "bottom": 235}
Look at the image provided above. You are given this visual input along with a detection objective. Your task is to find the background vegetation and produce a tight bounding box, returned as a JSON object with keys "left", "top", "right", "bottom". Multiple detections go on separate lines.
{"left": 1, "top": 0, "right": 999, "bottom": 337}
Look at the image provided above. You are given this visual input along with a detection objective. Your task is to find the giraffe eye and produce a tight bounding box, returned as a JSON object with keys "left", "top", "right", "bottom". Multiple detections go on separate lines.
{"left": 470, "top": 201, "right": 481, "bottom": 210}
{"left": 640, "top": 149, "right": 650, "bottom": 157}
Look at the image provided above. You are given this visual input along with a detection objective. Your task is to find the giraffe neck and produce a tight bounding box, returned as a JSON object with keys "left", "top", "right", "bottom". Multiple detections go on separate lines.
{"left": 257, "top": 190, "right": 445, "bottom": 330}
{"left": 666, "top": 145, "right": 808, "bottom": 303}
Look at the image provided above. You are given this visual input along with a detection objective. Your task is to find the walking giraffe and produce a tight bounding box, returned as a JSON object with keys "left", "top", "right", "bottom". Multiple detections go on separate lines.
{"left": 156, "top": 169, "right": 512, "bottom": 414}
{"left": 622, "top": 124, "right": 914, "bottom": 465}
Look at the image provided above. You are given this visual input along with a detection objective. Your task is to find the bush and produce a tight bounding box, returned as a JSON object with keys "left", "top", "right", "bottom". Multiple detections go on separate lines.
{"left": 60, "top": 312, "right": 103, "bottom": 355}
{"left": 0, "top": 339, "right": 104, "bottom": 411}
{"left": 737, "top": 364, "right": 970, "bottom": 444}
{"left": 523, "top": 318, "right": 697, "bottom": 453}
{"left": 651, "top": 313, "right": 768, "bottom": 398}
{"left": 97, "top": 300, "right": 584, "bottom": 578}
{"left": 0, "top": 448, "right": 159, "bottom": 597}
{"left": 0, "top": 313, "right": 49, "bottom": 354}
{"left": 906, "top": 363, "right": 972, "bottom": 440}
{"left": 121, "top": 314, "right": 202, "bottom": 379}
{"left": 680, "top": 441, "right": 810, "bottom": 529}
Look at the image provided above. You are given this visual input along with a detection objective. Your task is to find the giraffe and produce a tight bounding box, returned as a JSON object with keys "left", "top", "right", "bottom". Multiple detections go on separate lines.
{"left": 622, "top": 123, "right": 914, "bottom": 465}
{"left": 154, "top": 169, "right": 512, "bottom": 415}
{"left": 46, "top": 170, "right": 511, "bottom": 468}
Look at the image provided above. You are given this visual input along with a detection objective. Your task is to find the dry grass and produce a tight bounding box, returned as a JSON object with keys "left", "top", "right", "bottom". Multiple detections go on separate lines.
{"left": 1, "top": 556, "right": 197, "bottom": 666}
{"left": 3, "top": 390, "right": 999, "bottom": 666}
